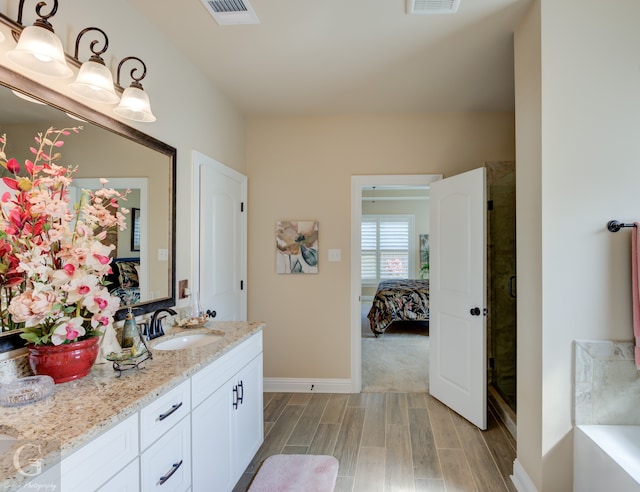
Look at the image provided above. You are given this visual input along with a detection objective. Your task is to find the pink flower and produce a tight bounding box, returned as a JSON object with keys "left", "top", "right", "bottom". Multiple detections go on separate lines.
{"left": 8, "top": 289, "right": 58, "bottom": 327}
{"left": 6, "top": 158, "right": 20, "bottom": 174}
{"left": 0, "top": 127, "right": 130, "bottom": 346}
{"left": 93, "top": 254, "right": 110, "bottom": 265}
{"left": 51, "top": 317, "right": 86, "bottom": 345}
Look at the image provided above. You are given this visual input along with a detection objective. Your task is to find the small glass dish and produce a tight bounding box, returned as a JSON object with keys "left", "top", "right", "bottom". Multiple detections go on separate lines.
{"left": 0, "top": 375, "right": 55, "bottom": 407}
{"left": 175, "top": 315, "right": 209, "bottom": 329}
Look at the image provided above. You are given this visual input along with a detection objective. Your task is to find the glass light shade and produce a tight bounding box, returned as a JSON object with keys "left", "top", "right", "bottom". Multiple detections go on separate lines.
{"left": 69, "top": 61, "right": 120, "bottom": 104}
{"left": 113, "top": 86, "right": 156, "bottom": 122}
{"left": 0, "top": 31, "right": 5, "bottom": 43}
{"left": 11, "top": 89, "right": 45, "bottom": 105}
{"left": 7, "top": 25, "right": 72, "bottom": 78}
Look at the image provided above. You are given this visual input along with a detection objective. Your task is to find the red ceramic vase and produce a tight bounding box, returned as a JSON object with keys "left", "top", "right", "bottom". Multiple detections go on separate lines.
{"left": 28, "top": 337, "right": 100, "bottom": 384}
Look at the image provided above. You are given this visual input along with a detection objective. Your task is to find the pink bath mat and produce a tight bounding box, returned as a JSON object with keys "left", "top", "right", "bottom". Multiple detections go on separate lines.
{"left": 248, "top": 454, "right": 339, "bottom": 492}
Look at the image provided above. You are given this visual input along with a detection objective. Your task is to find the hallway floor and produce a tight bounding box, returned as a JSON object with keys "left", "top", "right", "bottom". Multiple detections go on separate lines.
{"left": 233, "top": 392, "right": 517, "bottom": 492}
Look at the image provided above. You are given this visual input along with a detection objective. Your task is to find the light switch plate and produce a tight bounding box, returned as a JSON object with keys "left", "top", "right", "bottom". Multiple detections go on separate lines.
{"left": 328, "top": 249, "right": 341, "bottom": 262}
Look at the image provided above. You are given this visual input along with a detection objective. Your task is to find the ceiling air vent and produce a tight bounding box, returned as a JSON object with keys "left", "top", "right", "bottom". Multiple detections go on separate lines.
{"left": 407, "top": 0, "right": 461, "bottom": 15}
{"left": 201, "top": 0, "right": 261, "bottom": 25}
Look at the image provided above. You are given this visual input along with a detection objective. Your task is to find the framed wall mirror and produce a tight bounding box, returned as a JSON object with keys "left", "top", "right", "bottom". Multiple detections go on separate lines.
{"left": 0, "top": 65, "right": 177, "bottom": 353}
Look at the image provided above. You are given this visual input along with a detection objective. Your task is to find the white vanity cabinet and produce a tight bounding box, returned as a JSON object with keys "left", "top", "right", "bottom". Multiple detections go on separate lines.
{"left": 15, "top": 329, "right": 263, "bottom": 492}
{"left": 191, "top": 331, "right": 263, "bottom": 492}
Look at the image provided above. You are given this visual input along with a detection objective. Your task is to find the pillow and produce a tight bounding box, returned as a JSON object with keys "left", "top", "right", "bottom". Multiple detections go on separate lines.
{"left": 118, "top": 261, "right": 140, "bottom": 288}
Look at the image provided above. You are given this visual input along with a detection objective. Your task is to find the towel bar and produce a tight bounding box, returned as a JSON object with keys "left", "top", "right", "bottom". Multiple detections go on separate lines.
{"left": 607, "top": 220, "right": 637, "bottom": 232}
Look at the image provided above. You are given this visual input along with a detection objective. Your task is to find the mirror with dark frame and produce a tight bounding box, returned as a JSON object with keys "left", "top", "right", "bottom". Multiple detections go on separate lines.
{"left": 0, "top": 65, "right": 177, "bottom": 353}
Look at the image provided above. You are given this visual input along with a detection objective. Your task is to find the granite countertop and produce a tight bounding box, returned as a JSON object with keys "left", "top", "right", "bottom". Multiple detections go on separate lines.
{"left": 0, "top": 320, "right": 264, "bottom": 490}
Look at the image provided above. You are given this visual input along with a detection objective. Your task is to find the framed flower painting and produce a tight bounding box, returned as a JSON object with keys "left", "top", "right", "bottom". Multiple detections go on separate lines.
{"left": 276, "top": 220, "right": 319, "bottom": 274}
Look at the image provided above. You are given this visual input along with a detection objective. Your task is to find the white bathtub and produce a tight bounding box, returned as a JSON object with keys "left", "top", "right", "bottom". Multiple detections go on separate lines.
{"left": 574, "top": 425, "right": 640, "bottom": 491}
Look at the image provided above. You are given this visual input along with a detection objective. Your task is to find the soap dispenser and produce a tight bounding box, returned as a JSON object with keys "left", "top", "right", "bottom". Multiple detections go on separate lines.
{"left": 121, "top": 307, "right": 138, "bottom": 348}
{"left": 190, "top": 290, "right": 202, "bottom": 318}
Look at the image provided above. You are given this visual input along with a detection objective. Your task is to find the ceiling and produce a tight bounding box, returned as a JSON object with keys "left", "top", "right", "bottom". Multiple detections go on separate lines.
{"left": 131, "top": 0, "right": 532, "bottom": 116}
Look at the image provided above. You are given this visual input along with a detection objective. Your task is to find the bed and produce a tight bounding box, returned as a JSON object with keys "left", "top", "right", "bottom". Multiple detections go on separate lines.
{"left": 367, "top": 279, "right": 429, "bottom": 336}
{"left": 105, "top": 257, "right": 141, "bottom": 306}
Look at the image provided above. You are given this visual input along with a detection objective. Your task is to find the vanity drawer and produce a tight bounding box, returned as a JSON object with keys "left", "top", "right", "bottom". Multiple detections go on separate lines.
{"left": 140, "top": 415, "right": 191, "bottom": 492}
{"left": 192, "top": 331, "right": 262, "bottom": 407}
{"left": 140, "top": 379, "right": 190, "bottom": 451}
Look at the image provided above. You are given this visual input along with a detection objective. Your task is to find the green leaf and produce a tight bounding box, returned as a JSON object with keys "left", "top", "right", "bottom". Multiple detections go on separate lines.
{"left": 19, "top": 331, "right": 43, "bottom": 344}
{"left": 300, "top": 246, "right": 318, "bottom": 267}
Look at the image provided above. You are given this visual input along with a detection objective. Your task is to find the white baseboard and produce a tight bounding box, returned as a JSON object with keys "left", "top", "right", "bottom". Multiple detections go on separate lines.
{"left": 511, "top": 459, "right": 538, "bottom": 492}
{"left": 263, "top": 377, "right": 352, "bottom": 393}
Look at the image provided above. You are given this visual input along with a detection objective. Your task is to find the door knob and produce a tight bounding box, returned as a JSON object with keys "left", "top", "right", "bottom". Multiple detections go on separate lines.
{"left": 470, "top": 307, "right": 481, "bottom": 316}
{"left": 206, "top": 309, "right": 217, "bottom": 318}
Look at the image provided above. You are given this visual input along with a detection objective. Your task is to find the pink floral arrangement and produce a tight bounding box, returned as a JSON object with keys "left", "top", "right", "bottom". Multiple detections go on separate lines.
{"left": 0, "top": 127, "right": 128, "bottom": 346}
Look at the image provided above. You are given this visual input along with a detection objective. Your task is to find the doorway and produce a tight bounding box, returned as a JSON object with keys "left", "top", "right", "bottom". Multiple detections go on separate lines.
{"left": 350, "top": 167, "right": 517, "bottom": 426}
{"left": 350, "top": 174, "right": 442, "bottom": 392}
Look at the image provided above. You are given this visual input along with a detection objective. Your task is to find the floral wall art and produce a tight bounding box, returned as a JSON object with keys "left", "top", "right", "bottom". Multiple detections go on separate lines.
{"left": 276, "top": 220, "right": 319, "bottom": 274}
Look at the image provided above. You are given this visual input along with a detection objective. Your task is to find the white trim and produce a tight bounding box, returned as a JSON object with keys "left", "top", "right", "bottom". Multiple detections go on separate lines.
{"left": 263, "top": 378, "right": 352, "bottom": 394}
{"left": 350, "top": 174, "right": 442, "bottom": 393}
{"left": 511, "top": 459, "right": 538, "bottom": 492}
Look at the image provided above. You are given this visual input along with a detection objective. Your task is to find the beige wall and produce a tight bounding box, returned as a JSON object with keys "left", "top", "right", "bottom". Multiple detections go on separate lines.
{"left": 515, "top": 0, "right": 640, "bottom": 490}
{"left": 0, "top": 0, "right": 247, "bottom": 314}
{"left": 247, "top": 113, "right": 515, "bottom": 379}
{"left": 514, "top": 1, "right": 543, "bottom": 488}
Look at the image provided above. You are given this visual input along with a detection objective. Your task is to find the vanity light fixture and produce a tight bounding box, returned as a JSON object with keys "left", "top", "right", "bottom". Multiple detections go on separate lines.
{"left": 113, "top": 56, "right": 156, "bottom": 123}
{"left": 68, "top": 27, "right": 119, "bottom": 104}
{"left": 6, "top": 0, "right": 72, "bottom": 78}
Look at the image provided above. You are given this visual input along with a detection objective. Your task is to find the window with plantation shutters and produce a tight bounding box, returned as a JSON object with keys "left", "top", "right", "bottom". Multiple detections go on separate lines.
{"left": 361, "top": 215, "right": 415, "bottom": 285}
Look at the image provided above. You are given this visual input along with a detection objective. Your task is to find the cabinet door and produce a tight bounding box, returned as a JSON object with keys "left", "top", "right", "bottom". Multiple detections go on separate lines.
{"left": 233, "top": 354, "right": 264, "bottom": 477}
{"left": 192, "top": 380, "right": 235, "bottom": 492}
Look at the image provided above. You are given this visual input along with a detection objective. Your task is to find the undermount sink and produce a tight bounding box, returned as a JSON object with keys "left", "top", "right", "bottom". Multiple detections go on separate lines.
{"left": 153, "top": 333, "right": 222, "bottom": 351}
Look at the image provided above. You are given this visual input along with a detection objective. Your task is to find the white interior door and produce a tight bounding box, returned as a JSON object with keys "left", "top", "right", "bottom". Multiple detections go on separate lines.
{"left": 429, "top": 167, "right": 487, "bottom": 429}
{"left": 193, "top": 151, "right": 247, "bottom": 321}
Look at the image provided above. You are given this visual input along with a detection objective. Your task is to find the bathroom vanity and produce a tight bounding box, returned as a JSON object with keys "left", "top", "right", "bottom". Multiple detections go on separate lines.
{"left": 0, "top": 321, "right": 264, "bottom": 492}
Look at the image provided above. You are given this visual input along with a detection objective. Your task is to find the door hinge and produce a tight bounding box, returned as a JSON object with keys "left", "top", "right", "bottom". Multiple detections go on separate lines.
{"left": 241, "top": 202, "right": 244, "bottom": 212}
{"left": 240, "top": 280, "right": 244, "bottom": 290}
{"left": 487, "top": 200, "right": 494, "bottom": 211}
{"left": 489, "top": 357, "right": 495, "bottom": 369}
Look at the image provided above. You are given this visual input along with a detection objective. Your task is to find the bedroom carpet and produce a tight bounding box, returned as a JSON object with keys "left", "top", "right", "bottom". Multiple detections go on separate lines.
{"left": 361, "top": 304, "right": 429, "bottom": 393}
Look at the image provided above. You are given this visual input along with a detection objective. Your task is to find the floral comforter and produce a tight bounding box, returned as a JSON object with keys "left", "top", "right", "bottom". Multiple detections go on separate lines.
{"left": 367, "top": 279, "right": 430, "bottom": 336}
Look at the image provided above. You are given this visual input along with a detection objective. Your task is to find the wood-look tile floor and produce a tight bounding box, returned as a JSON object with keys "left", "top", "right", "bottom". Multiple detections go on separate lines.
{"left": 233, "top": 392, "right": 517, "bottom": 492}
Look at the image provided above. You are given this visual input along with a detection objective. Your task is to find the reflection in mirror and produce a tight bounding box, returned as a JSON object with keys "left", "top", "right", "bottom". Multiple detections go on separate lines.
{"left": 0, "top": 65, "right": 176, "bottom": 352}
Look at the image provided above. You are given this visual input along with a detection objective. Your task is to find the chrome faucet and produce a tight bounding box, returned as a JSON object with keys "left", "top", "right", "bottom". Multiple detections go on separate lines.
{"left": 147, "top": 308, "right": 177, "bottom": 340}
